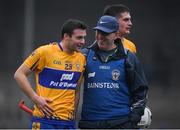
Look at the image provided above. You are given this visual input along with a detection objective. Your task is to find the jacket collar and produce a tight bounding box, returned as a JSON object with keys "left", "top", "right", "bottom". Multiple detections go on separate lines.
{"left": 88, "top": 38, "right": 127, "bottom": 62}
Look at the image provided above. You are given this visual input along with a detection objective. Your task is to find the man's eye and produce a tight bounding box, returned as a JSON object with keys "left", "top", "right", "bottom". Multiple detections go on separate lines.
{"left": 97, "top": 30, "right": 109, "bottom": 36}
{"left": 124, "top": 18, "right": 130, "bottom": 21}
{"left": 76, "top": 36, "right": 83, "bottom": 39}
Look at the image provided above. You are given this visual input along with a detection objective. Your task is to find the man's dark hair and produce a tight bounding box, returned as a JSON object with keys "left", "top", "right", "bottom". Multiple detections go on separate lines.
{"left": 61, "top": 19, "right": 87, "bottom": 39}
{"left": 103, "top": 4, "right": 130, "bottom": 17}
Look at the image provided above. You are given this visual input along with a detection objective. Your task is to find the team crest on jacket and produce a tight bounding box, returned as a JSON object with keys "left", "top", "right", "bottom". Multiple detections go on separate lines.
{"left": 112, "top": 69, "right": 120, "bottom": 81}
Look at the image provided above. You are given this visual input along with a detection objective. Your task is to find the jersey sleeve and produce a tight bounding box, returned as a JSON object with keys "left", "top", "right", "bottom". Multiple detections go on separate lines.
{"left": 23, "top": 46, "right": 46, "bottom": 71}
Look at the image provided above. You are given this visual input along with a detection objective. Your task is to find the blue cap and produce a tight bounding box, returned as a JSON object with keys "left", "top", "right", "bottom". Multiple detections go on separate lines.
{"left": 94, "top": 15, "right": 119, "bottom": 33}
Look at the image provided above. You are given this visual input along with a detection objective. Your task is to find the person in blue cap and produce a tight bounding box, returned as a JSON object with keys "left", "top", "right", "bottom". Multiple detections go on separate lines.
{"left": 78, "top": 15, "right": 149, "bottom": 129}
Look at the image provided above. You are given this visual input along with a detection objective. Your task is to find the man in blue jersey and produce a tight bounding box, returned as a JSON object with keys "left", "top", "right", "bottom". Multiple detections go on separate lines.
{"left": 78, "top": 15, "right": 149, "bottom": 129}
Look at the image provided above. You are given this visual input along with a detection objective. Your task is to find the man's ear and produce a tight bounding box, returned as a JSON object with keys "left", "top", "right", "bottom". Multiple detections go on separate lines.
{"left": 63, "top": 33, "right": 70, "bottom": 40}
{"left": 115, "top": 32, "right": 119, "bottom": 39}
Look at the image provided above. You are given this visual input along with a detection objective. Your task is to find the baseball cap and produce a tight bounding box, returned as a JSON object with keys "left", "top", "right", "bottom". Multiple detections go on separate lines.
{"left": 94, "top": 15, "right": 119, "bottom": 33}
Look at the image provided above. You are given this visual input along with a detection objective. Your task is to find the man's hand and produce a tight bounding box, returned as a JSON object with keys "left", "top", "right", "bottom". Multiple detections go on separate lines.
{"left": 32, "top": 94, "right": 54, "bottom": 116}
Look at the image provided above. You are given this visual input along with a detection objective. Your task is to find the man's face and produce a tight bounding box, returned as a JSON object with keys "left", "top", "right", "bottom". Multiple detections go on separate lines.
{"left": 95, "top": 30, "right": 117, "bottom": 51}
{"left": 67, "top": 29, "right": 86, "bottom": 52}
{"left": 117, "top": 12, "right": 132, "bottom": 36}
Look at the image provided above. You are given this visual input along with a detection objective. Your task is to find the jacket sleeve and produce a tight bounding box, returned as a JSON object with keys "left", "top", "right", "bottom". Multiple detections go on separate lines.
{"left": 125, "top": 51, "right": 149, "bottom": 125}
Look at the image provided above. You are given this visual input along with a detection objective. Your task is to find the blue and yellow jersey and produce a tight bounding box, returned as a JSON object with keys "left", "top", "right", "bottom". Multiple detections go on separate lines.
{"left": 23, "top": 42, "right": 86, "bottom": 121}
{"left": 122, "top": 38, "right": 137, "bottom": 53}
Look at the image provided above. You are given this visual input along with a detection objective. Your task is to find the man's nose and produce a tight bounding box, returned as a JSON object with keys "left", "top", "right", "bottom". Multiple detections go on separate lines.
{"left": 129, "top": 20, "right": 133, "bottom": 26}
{"left": 80, "top": 39, "right": 85, "bottom": 45}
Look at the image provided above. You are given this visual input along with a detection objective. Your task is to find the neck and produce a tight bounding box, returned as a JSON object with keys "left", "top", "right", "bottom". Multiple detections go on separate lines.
{"left": 118, "top": 32, "right": 126, "bottom": 39}
{"left": 60, "top": 40, "right": 74, "bottom": 54}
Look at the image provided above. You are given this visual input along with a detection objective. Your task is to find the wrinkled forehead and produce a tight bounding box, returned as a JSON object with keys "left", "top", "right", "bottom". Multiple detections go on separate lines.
{"left": 117, "top": 12, "right": 131, "bottom": 19}
{"left": 95, "top": 30, "right": 110, "bottom": 36}
{"left": 72, "top": 28, "right": 86, "bottom": 35}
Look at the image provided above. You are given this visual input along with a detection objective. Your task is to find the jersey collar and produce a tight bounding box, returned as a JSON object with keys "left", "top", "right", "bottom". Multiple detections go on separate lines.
{"left": 58, "top": 42, "right": 63, "bottom": 51}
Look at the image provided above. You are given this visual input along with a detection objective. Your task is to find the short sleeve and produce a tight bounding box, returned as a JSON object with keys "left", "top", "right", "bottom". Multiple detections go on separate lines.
{"left": 23, "top": 46, "right": 46, "bottom": 71}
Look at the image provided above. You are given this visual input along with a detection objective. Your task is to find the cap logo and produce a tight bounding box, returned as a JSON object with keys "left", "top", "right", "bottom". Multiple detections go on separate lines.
{"left": 99, "top": 21, "right": 108, "bottom": 24}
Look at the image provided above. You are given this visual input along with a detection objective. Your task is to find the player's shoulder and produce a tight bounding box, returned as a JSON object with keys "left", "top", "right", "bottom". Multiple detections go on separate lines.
{"left": 36, "top": 42, "right": 58, "bottom": 52}
{"left": 73, "top": 51, "right": 86, "bottom": 65}
{"left": 124, "top": 38, "right": 135, "bottom": 44}
{"left": 123, "top": 38, "right": 137, "bottom": 53}
{"left": 123, "top": 38, "right": 136, "bottom": 48}
{"left": 76, "top": 51, "right": 86, "bottom": 59}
